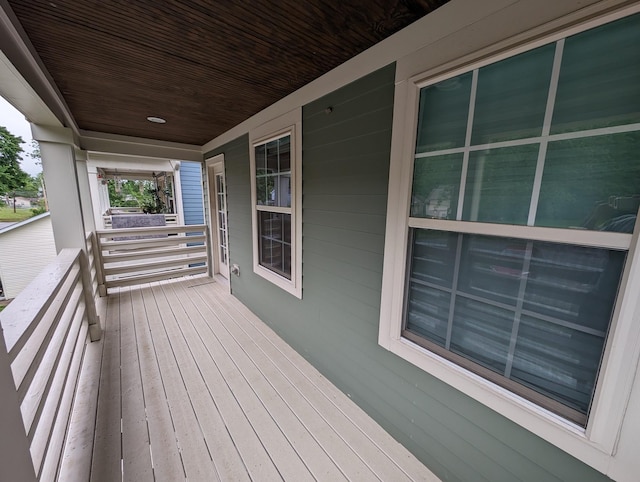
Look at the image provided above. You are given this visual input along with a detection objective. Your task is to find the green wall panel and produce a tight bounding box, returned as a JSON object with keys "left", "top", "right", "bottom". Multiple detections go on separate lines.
{"left": 205, "top": 64, "right": 611, "bottom": 482}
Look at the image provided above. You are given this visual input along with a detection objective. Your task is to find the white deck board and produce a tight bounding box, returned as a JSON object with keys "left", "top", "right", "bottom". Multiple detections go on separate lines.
{"left": 206, "top": 280, "right": 434, "bottom": 481}
{"left": 191, "top": 280, "right": 399, "bottom": 481}
{"left": 90, "top": 291, "right": 122, "bottom": 482}
{"left": 119, "top": 288, "right": 154, "bottom": 482}
{"left": 140, "top": 284, "right": 217, "bottom": 480}
{"left": 129, "top": 286, "right": 184, "bottom": 482}
{"left": 171, "top": 279, "right": 353, "bottom": 481}
{"left": 163, "top": 280, "right": 316, "bottom": 482}
{"left": 84, "top": 276, "right": 439, "bottom": 482}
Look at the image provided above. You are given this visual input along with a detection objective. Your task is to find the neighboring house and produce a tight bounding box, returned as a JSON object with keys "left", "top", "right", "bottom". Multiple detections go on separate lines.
{"left": 2, "top": 196, "right": 32, "bottom": 209}
{"left": 0, "top": 213, "right": 56, "bottom": 299}
{"left": 1, "top": 1, "right": 640, "bottom": 481}
{"left": 179, "top": 161, "right": 205, "bottom": 226}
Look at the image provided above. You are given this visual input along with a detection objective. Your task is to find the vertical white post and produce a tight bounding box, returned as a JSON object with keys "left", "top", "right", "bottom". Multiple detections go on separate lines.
{"left": 85, "top": 162, "right": 105, "bottom": 229}
{"left": 32, "top": 125, "right": 102, "bottom": 332}
{"left": 173, "top": 162, "right": 185, "bottom": 226}
{"left": 76, "top": 153, "right": 97, "bottom": 234}
{"left": 31, "top": 125, "right": 87, "bottom": 253}
{"left": 0, "top": 328, "right": 37, "bottom": 481}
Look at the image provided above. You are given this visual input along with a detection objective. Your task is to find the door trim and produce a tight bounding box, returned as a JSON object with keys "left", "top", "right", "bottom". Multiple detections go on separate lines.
{"left": 205, "top": 154, "right": 231, "bottom": 291}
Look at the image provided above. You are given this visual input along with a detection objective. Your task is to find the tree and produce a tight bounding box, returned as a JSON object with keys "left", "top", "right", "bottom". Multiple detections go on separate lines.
{"left": 0, "top": 126, "right": 30, "bottom": 212}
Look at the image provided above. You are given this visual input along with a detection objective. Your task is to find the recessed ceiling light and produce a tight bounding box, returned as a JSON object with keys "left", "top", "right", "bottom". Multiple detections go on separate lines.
{"left": 146, "top": 116, "right": 166, "bottom": 124}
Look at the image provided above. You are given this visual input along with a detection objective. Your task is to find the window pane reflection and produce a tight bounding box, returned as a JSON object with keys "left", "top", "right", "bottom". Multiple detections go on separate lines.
{"left": 258, "top": 211, "right": 292, "bottom": 279}
{"left": 472, "top": 44, "right": 554, "bottom": 144}
{"left": 415, "top": 73, "right": 473, "bottom": 153}
{"left": 536, "top": 133, "right": 640, "bottom": 232}
{"left": 412, "top": 154, "right": 463, "bottom": 219}
{"left": 462, "top": 145, "right": 538, "bottom": 225}
{"left": 551, "top": 14, "right": 640, "bottom": 133}
{"left": 405, "top": 229, "right": 625, "bottom": 418}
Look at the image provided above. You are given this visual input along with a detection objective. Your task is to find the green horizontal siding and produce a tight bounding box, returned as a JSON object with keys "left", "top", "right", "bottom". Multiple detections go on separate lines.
{"left": 206, "top": 64, "right": 611, "bottom": 482}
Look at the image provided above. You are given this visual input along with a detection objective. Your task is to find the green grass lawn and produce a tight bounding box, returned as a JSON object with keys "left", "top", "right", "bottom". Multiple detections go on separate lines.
{"left": 0, "top": 206, "right": 33, "bottom": 222}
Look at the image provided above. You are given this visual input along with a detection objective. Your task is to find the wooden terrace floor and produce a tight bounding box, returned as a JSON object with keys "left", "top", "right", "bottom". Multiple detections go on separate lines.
{"left": 69, "top": 277, "right": 437, "bottom": 481}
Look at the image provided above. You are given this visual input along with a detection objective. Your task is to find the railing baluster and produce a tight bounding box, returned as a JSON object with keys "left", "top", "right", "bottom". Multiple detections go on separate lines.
{"left": 0, "top": 329, "right": 37, "bottom": 482}
{"left": 79, "top": 249, "right": 102, "bottom": 341}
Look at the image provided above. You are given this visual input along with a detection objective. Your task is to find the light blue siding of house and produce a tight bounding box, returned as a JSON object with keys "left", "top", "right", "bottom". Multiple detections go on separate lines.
{"left": 180, "top": 161, "right": 204, "bottom": 226}
{"left": 204, "top": 65, "right": 611, "bottom": 482}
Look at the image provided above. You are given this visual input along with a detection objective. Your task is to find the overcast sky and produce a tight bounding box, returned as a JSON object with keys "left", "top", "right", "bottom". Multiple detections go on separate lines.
{"left": 0, "top": 96, "right": 41, "bottom": 176}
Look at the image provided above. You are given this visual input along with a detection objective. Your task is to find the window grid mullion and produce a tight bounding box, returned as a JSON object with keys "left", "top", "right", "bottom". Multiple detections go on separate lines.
{"left": 444, "top": 233, "right": 464, "bottom": 350}
{"left": 407, "top": 217, "right": 632, "bottom": 250}
{"left": 456, "top": 68, "right": 479, "bottom": 221}
{"left": 414, "top": 122, "right": 640, "bottom": 159}
{"left": 504, "top": 241, "right": 534, "bottom": 378}
{"left": 527, "top": 39, "right": 565, "bottom": 226}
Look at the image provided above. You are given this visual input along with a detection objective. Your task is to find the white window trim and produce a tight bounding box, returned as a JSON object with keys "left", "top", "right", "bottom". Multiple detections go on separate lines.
{"left": 379, "top": 6, "right": 640, "bottom": 472}
{"left": 249, "top": 108, "right": 302, "bottom": 299}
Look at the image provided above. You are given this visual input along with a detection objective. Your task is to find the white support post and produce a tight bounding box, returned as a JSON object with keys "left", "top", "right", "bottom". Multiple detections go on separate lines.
{"left": 32, "top": 124, "right": 103, "bottom": 333}
{"left": 86, "top": 164, "right": 106, "bottom": 230}
{"left": 78, "top": 249, "right": 102, "bottom": 340}
{"left": 76, "top": 153, "right": 97, "bottom": 234}
{"left": 0, "top": 328, "right": 37, "bottom": 482}
{"left": 32, "top": 125, "right": 87, "bottom": 253}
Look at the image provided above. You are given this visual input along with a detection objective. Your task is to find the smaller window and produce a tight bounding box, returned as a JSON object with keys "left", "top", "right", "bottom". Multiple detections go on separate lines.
{"left": 249, "top": 109, "right": 302, "bottom": 298}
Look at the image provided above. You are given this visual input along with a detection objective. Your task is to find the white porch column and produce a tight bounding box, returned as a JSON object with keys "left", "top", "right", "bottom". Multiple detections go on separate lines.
{"left": 32, "top": 125, "right": 102, "bottom": 337}
{"left": 86, "top": 163, "right": 106, "bottom": 230}
{"left": 75, "top": 151, "right": 96, "bottom": 233}
{"left": 31, "top": 125, "right": 87, "bottom": 253}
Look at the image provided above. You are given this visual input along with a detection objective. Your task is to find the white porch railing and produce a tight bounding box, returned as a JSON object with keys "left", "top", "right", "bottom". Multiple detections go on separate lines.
{"left": 95, "top": 224, "right": 210, "bottom": 292}
{"left": 0, "top": 247, "right": 101, "bottom": 481}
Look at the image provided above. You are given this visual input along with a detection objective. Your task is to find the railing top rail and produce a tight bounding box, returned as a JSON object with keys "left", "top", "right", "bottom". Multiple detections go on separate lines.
{"left": 0, "top": 248, "right": 82, "bottom": 355}
{"left": 96, "top": 224, "right": 207, "bottom": 238}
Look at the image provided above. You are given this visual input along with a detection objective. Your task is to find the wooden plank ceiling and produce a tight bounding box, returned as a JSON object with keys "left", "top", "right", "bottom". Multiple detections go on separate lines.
{"left": 8, "top": 0, "right": 448, "bottom": 146}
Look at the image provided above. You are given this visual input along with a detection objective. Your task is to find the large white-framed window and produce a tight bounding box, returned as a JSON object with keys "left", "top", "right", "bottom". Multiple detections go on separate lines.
{"left": 380, "top": 8, "right": 640, "bottom": 466}
{"left": 249, "top": 108, "right": 302, "bottom": 298}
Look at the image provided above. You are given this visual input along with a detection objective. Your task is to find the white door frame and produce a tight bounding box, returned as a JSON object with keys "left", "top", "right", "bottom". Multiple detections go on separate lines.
{"left": 205, "top": 155, "right": 231, "bottom": 285}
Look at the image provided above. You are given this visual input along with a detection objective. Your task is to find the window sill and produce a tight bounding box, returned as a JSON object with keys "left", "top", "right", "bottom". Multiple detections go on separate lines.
{"left": 379, "top": 330, "right": 615, "bottom": 471}
{"left": 253, "top": 263, "right": 302, "bottom": 299}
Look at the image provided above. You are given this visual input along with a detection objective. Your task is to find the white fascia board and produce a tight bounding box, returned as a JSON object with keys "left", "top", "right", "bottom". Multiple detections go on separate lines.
{"left": 81, "top": 130, "right": 202, "bottom": 162}
{"left": 31, "top": 124, "right": 76, "bottom": 145}
{"left": 0, "top": 51, "right": 60, "bottom": 127}
{"left": 0, "top": 0, "right": 78, "bottom": 132}
{"left": 87, "top": 152, "right": 176, "bottom": 172}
